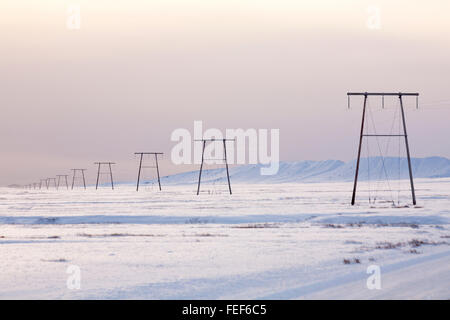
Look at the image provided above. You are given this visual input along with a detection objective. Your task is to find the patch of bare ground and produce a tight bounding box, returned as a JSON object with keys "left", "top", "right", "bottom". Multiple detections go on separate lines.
{"left": 344, "top": 240, "right": 363, "bottom": 245}
{"left": 375, "top": 238, "right": 448, "bottom": 251}
{"left": 29, "top": 235, "right": 60, "bottom": 239}
{"left": 323, "top": 223, "right": 419, "bottom": 229}
{"left": 375, "top": 223, "right": 419, "bottom": 229}
{"left": 323, "top": 224, "right": 345, "bottom": 229}
{"left": 183, "top": 233, "right": 228, "bottom": 237}
{"left": 343, "top": 258, "right": 361, "bottom": 265}
{"left": 77, "top": 233, "right": 165, "bottom": 238}
{"left": 232, "top": 223, "right": 280, "bottom": 229}
{"left": 41, "top": 258, "right": 68, "bottom": 263}
{"left": 185, "top": 218, "right": 210, "bottom": 224}
{"left": 375, "top": 241, "right": 403, "bottom": 249}
{"left": 343, "top": 239, "right": 439, "bottom": 263}
{"left": 322, "top": 223, "right": 364, "bottom": 229}
{"left": 355, "top": 238, "right": 448, "bottom": 254}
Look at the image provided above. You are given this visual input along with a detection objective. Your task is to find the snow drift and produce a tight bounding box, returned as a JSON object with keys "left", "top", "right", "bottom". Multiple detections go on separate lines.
{"left": 151, "top": 156, "right": 450, "bottom": 185}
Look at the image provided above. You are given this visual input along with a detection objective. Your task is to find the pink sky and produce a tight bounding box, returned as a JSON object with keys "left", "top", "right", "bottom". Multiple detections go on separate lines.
{"left": 1, "top": 0, "right": 450, "bottom": 185}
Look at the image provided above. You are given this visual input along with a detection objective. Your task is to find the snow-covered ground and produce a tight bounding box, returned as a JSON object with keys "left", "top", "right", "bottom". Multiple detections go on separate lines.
{"left": 0, "top": 178, "right": 449, "bottom": 299}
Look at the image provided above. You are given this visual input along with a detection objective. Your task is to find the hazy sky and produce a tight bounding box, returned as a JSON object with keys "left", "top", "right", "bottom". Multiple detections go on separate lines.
{"left": 1, "top": 0, "right": 450, "bottom": 185}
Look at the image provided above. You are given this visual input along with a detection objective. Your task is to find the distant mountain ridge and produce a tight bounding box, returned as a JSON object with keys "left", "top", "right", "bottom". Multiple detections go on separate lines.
{"left": 146, "top": 156, "right": 450, "bottom": 185}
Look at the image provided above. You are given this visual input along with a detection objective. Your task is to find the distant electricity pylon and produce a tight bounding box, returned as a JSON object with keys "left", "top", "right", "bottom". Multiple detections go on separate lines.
{"left": 347, "top": 92, "right": 418, "bottom": 206}
{"left": 56, "top": 175, "right": 69, "bottom": 190}
{"left": 134, "top": 152, "right": 163, "bottom": 191}
{"left": 39, "top": 179, "right": 47, "bottom": 190}
{"left": 195, "top": 138, "right": 233, "bottom": 195}
{"left": 94, "top": 162, "right": 115, "bottom": 190}
{"left": 71, "top": 169, "right": 87, "bottom": 190}
{"left": 47, "top": 178, "right": 57, "bottom": 189}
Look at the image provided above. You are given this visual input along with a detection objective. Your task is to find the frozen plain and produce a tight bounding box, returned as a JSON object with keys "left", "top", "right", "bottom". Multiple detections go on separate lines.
{"left": 0, "top": 178, "right": 449, "bottom": 299}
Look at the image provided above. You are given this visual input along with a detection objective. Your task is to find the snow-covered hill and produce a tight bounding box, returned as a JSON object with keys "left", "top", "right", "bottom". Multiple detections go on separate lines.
{"left": 151, "top": 156, "right": 450, "bottom": 185}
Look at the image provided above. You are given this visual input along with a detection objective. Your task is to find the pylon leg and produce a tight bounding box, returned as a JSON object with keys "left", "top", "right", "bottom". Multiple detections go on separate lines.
{"left": 399, "top": 96, "right": 417, "bottom": 205}
{"left": 95, "top": 163, "right": 101, "bottom": 190}
{"left": 351, "top": 94, "right": 368, "bottom": 205}
{"left": 155, "top": 154, "right": 162, "bottom": 191}
{"left": 136, "top": 153, "right": 143, "bottom": 191}
{"left": 109, "top": 163, "right": 114, "bottom": 190}
{"left": 223, "top": 139, "right": 232, "bottom": 195}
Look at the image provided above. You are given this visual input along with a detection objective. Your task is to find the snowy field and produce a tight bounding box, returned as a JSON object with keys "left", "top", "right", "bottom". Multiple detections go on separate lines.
{"left": 0, "top": 179, "right": 449, "bottom": 299}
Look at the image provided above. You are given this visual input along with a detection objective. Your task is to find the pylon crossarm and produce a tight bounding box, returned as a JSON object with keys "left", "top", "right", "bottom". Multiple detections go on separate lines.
{"left": 194, "top": 139, "right": 235, "bottom": 141}
{"left": 363, "top": 134, "right": 406, "bottom": 137}
{"left": 347, "top": 92, "right": 419, "bottom": 96}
